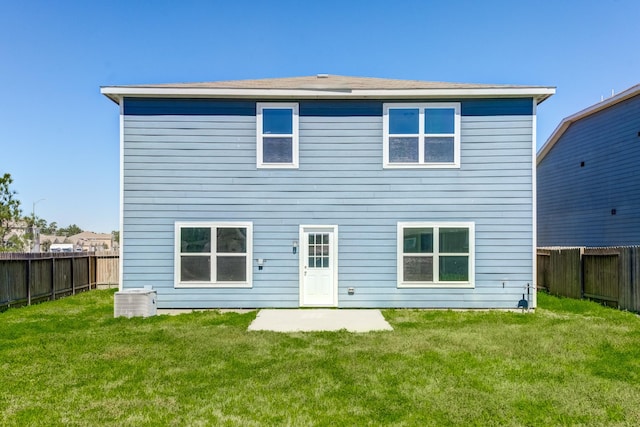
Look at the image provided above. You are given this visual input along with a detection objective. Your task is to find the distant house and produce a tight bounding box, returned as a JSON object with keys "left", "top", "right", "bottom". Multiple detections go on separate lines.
{"left": 68, "top": 231, "right": 114, "bottom": 251}
{"left": 537, "top": 84, "right": 640, "bottom": 247}
{"left": 102, "top": 75, "right": 554, "bottom": 309}
{"left": 41, "top": 231, "right": 114, "bottom": 252}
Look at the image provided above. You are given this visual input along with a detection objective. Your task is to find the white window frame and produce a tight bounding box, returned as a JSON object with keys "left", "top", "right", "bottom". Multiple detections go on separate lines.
{"left": 256, "top": 102, "right": 299, "bottom": 169}
{"left": 383, "top": 103, "right": 461, "bottom": 168}
{"left": 174, "top": 221, "right": 253, "bottom": 288}
{"left": 397, "top": 222, "right": 474, "bottom": 288}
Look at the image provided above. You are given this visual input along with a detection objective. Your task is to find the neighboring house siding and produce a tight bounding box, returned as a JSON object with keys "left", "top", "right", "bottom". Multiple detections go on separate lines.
{"left": 122, "top": 98, "right": 534, "bottom": 308}
{"left": 537, "top": 95, "right": 640, "bottom": 247}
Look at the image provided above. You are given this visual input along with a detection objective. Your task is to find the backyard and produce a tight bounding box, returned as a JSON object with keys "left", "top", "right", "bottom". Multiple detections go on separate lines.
{"left": 1, "top": 290, "right": 639, "bottom": 426}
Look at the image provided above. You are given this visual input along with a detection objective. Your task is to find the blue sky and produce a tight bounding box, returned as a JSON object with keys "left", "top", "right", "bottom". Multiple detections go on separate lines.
{"left": 1, "top": 0, "right": 638, "bottom": 233}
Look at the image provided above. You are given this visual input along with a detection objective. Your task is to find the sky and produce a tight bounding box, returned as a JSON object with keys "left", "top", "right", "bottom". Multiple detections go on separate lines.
{"left": 1, "top": 0, "right": 638, "bottom": 233}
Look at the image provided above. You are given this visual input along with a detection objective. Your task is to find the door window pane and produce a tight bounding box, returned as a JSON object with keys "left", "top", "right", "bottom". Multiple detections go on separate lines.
{"left": 403, "top": 256, "right": 433, "bottom": 281}
{"left": 263, "top": 137, "right": 293, "bottom": 163}
{"left": 308, "top": 233, "right": 330, "bottom": 269}
{"left": 181, "top": 255, "right": 211, "bottom": 281}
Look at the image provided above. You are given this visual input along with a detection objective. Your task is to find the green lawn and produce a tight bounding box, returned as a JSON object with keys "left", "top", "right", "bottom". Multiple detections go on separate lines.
{"left": 1, "top": 291, "right": 639, "bottom": 426}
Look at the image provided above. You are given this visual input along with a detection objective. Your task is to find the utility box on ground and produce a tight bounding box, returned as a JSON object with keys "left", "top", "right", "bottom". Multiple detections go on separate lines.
{"left": 114, "top": 288, "right": 157, "bottom": 318}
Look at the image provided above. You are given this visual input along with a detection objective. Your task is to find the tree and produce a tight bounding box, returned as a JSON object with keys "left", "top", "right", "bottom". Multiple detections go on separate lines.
{"left": 41, "top": 221, "right": 58, "bottom": 235}
{"left": 112, "top": 230, "right": 119, "bottom": 244}
{"left": 23, "top": 215, "right": 47, "bottom": 243}
{"left": 41, "top": 240, "right": 51, "bottom": 252}
{"left": 0, "top": 173, "right": 22, "bottom": 250}
{"left": 59, "top": 224, "right": 83, "bottom": 237}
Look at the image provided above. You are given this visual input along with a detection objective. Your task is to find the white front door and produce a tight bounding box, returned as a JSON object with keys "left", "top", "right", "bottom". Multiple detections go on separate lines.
{"left": 300, "top": 225, "right": 338, "bottom": 307}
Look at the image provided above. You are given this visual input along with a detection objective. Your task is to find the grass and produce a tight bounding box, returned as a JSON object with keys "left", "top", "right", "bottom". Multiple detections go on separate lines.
{"left": 1, "top": 291, "right": 640, "bottom": 426}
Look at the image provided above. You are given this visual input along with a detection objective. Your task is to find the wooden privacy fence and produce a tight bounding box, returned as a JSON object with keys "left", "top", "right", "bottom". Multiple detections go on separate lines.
{"left": 0, "top": 251, "right": 119, "bottom": 311}
{"left": 537, "top": 247, "right": 640, "bottom": 312}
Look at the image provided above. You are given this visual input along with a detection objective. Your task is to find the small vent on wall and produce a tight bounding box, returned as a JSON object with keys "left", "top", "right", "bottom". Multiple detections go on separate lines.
{"left": 580, "top": 161, "right": 585, "bottom": 167}
{"left": 611, "top": 209, "right": 617, "bottom": 215}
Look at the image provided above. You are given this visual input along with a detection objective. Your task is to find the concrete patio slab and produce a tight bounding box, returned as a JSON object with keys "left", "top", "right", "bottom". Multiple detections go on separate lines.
{"left": 247, "top": 309, "right": 393, "bottom": 333}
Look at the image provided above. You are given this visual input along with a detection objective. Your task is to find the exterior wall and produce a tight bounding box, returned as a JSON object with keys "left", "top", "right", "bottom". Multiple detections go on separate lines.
{"left": 122, "top": 98, "right": 535, "bottom": 308}
{"left": 538, "top": 95, "right": 640, "bottom": 247}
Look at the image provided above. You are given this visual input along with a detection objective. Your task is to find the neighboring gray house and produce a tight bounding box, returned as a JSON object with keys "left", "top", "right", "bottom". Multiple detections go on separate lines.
{"left": 101, "top": 75, "right": 554, "bottom": 309}
{"left": 537, "top": 84, "right": 640, "bottom": 247}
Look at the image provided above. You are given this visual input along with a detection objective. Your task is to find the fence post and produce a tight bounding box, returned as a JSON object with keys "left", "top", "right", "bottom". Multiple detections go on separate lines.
{"left": 579, "top": 247, "right": 585, "bottom": 299}
{"left": 51, "top": 257, "right": 55, "bottom": 301}
{"left": 71, "top": 256, "right": 75, "bottom": 295}
{"left": 88, "top": 255, "right": 92, "bottom": 290}
{"left": 27, "top": 258, "right": 31, "bottom": 306}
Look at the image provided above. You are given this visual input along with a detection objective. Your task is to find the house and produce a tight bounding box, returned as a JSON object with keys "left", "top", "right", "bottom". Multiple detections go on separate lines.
{"left": 537, "top": 84, "right": 640, "bottom": 247}
{"left": 101, "top": 75, "right": 554, "bottom": 309}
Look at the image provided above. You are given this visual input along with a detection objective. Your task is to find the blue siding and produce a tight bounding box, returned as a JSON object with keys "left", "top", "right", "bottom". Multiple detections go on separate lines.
{"left": 300, "top": 101, "right": 381, "bottom": 116}
{"left": 122, "top": 98, "right": 536, "bottom": 309}
{"left": 124, "top": 98, "right": 255, "bottom": 116}
{"left": 537, "top": 94, "right": 640, "bottom": 246}
{"left": 462, "top": 98, "right": 533, "bottom": 116}
{"left": 124, "top": 98, "right": 533, "bottom": 117}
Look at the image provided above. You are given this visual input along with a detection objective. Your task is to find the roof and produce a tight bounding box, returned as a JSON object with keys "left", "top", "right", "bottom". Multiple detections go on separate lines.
{"left": 68, "top": 231, "right": 112, "bottom": 241}
{"left": 537, "top": 83, "right": 640, "bottom": 164}
{"left": 101, "top": 74, "right": 555, "bottom": 104}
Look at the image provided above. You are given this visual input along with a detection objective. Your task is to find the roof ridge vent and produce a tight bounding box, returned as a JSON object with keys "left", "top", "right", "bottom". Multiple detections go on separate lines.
{"left": 316, "top": 73, "right": 329, "bottom": 78}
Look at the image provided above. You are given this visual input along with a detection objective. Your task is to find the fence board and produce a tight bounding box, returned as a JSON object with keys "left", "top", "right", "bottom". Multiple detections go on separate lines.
{"left": 73, "top": 257, "right": 90, "bottom": 293}
{"left": 0, "top": 260, "right": 27, "bottom": 305}
{"left": 54, "top": 258, "right": 72, "bottom": 296}
{"left": 31, "top": 259, "right": 53, "bottom": 301}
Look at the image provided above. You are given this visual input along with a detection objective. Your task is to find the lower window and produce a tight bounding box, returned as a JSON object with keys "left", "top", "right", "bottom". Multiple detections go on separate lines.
{"left": 175, "top": 222, "right": 253, "bottom": 287}
{"left": 397, "top": 222, "right": 474, "bottom": 287}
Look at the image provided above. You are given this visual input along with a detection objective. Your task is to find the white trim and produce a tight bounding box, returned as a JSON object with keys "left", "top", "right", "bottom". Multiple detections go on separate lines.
{"left": 256, "top": 102, "right": 299, "bottom": 169}
{"left": 101, "top": 86, "right": 556, "bottom": 103}
{"left": 531, "top": 99, "right": 538, "bottom": 309}
{"left": 118, "top": 100, "right": 124, "bottom": 291}
{"left": 397, "top": 222, "right": 475, "bottom": 288}
{"left": 174, "top": 221, "right": 253, "bottom": 288}
{"left": 537, "top": 84, "right": 640, "bottom": 164}
{"left": 383, "top": 103, "right": 461, "bottom": 169}
{"left": 299, "top": 225, "right": 339, "bottom": 307}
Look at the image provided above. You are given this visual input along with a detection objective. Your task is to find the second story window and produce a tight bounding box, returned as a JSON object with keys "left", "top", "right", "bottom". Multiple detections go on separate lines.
{"left": 257, "top": 102, "right": 299, "bottom": 168}
{"left": 383, "top": 103, "right": 460, "bottom": 168}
